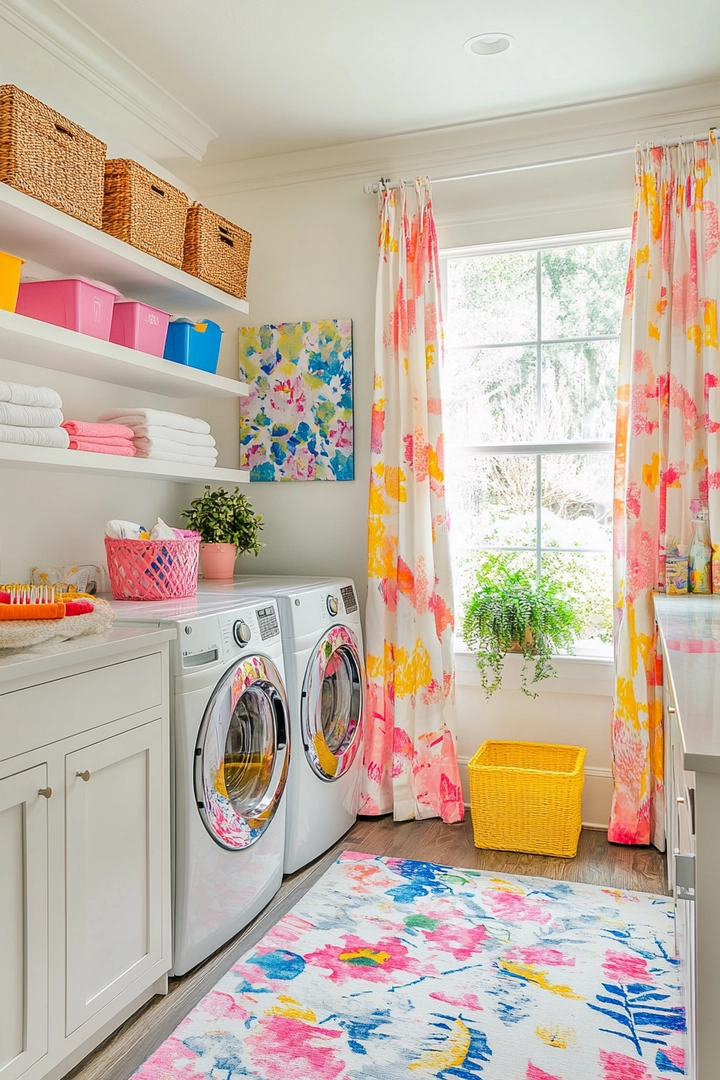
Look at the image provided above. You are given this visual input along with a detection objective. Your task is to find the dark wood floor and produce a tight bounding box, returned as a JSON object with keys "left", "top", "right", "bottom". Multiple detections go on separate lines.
{"left": 66, "top": 817, "right": 667, "bottom": 1080}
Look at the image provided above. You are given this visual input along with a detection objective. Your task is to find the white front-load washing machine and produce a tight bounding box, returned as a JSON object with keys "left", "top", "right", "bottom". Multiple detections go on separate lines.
{"left": 198, "top": 577, "right": 365, "bottom": 874}
{"left": 104, "top": 592, "right": 290, "bottom": 974}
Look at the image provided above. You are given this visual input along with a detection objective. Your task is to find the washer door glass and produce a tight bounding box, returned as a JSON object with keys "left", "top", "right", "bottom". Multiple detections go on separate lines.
{"left": 302, "top": 625, "right": 364, "bottom": 780}
{"left": 196, "top": 655, "right": 289, "bottom": 850}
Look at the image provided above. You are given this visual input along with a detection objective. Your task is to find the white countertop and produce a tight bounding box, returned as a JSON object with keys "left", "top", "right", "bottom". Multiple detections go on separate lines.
{"left": 0, "top": 625, "right": 176, "bottom": 687}
{"left": 654, "top": 594, "right": 720, "bottom": 773}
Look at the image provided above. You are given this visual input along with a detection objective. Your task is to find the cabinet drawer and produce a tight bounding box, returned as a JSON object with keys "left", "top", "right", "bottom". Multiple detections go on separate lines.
{"left": 0, "top": 653, "right": 163, "bottom": 759}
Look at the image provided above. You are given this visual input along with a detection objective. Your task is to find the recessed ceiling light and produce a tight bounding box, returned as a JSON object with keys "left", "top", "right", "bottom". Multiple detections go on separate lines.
{"left": 464, "top": 32, "right": 514, "bottom": 56}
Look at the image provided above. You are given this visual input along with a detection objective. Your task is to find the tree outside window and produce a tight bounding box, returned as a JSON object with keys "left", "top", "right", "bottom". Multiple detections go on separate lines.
{"left": 441, "top": 232, "right": 630, "bottom": 656}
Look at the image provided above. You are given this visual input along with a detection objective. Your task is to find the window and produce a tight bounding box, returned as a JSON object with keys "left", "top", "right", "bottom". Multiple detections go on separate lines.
{"left": 440, "top": 231, "right": 630, "bottom": 657}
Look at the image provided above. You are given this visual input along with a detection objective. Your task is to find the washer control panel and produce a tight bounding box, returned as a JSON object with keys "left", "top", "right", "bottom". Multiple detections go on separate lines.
{"left": 257, "top": 604, "right": 280, "bottom": 641}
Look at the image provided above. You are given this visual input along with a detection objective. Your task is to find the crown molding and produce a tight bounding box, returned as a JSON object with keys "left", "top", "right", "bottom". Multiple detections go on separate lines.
{"left": 0, "top": 0, "right": 217, "bottom": 161}
{"left": 190, "top": 78, "right": 720, "bottom": 197}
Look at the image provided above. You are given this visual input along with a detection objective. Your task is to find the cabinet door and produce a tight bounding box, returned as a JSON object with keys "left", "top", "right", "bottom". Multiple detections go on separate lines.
{"left": 0, "top": 764, "right": 48, "bottom": 1080}
{"left": 65, "top": 720, "right": 164, "bottom": 1035}
{"left": 675, "top": 895, "right": 697, "bottom": 1080}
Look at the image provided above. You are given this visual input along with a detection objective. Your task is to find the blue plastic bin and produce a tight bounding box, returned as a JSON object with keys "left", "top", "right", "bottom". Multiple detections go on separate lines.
{"left": 163, "top": 318, "right": 223, "bottom": 374}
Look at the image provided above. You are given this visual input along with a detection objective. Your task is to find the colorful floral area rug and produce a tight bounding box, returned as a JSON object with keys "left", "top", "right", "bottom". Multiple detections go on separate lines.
{"left": 134, "top": 851, "right": 685, "bottom": 1080}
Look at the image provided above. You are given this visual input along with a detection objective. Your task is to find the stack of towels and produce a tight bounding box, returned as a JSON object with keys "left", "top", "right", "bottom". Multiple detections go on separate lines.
{"left": 98, "top": 408, "right": 217, "bottom": 466}
{"left": 0, "top": 380, "right": 69, "bottom": 448}
{"left": 61, "top": 421, "right": 136, "bottom": 456}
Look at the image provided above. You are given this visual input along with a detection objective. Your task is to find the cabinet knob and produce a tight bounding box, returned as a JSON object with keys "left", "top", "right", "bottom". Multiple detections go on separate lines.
{"left": 76, "top": 770, "right": 90, "bottom": 782}
{"left": 668, "top": 706, "right": 676, "bottom": 714}
{"left": 38, "top": 787, "right": 52, "bottom": 799}
{"left": 677, "top": 795, "right": 685, "bottom": 804}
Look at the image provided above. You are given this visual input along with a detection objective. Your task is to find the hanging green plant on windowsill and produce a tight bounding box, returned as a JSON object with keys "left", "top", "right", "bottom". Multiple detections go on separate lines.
{"left": 462, "top": 568, "right": 580, "bottom": 698}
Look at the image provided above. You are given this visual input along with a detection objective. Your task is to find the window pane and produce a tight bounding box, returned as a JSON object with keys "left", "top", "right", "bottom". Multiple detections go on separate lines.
{"left": 542, "top": 340, "right": 619, "bottom": 440}
{"left": 448, "top": 453, "right": 537, "bottom": 548}
{"left": 540, "top": 240, "right": 629, "bottom": 339}
{"left": 445, "top": 251, "right": 537, "bottom": 346}
{"left": 541, "top": 453, "right": 613, "bottom": 548}
{"left": 540, "top": 551, "right": 613, "bottom": 647}
{"left": 444, "top": 346, "right": 536, "bottom": 444}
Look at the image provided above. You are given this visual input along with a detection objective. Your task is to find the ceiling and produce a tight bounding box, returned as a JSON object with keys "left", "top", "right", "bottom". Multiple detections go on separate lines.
{"left": 59, "top": 0, "right": 720, "bottom": 163}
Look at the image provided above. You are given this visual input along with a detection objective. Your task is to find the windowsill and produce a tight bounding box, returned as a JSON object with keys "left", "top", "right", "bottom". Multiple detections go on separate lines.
{"left": 455, "top": 647, "right": 614, "bottom": 696}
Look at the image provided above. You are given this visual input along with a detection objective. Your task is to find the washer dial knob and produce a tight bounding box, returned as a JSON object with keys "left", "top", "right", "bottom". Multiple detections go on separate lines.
{"left": 327, "top": 595, "right": 339, "bottom": 617}
{"left": 233, "top": 619, "right": 252, "bottom": 646}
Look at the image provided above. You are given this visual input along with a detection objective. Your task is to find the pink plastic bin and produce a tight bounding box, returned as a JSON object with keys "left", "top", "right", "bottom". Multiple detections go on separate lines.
{"left": 110, "top": 301, "right": 170, "bottom": 357}
{"left": 16, "top": 278, "right": 117, "bottom": 340}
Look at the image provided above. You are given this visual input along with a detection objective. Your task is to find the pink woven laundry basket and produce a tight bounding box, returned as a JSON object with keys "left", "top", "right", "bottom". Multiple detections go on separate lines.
{"left": 105, "top": 536, "right": 199, "bottom": 601}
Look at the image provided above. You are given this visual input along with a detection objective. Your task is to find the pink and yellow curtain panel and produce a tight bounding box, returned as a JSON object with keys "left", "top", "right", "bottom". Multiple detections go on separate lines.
{"left": 361, "top": 180, "right": 464, "bottom": 824}
{"left": 611, "top": 134, "right": 720, "bottom": 847}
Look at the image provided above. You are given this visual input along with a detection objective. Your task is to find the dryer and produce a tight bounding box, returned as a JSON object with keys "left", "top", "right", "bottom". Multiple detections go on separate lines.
{"left": 104, "top": 592, "right": 289, "bottom": 974}
{"left": 198, "top": 577, "right": 365, "bottom": 874}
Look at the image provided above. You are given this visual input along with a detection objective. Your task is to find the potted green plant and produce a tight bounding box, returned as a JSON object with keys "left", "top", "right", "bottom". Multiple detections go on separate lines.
{"left": 462, "top": 568, "right": 580, "bottom": 698}
{"left": 181, "top": 486, "right": 263, "bottom": 580}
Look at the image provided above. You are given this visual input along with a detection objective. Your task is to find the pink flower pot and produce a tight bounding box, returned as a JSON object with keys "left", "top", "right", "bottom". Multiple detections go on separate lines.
{"left": 200, "top": 543, "right": 237, "bottom": 579}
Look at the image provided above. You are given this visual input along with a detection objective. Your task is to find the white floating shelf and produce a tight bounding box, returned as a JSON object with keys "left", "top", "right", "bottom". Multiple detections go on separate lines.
{"left": 0, "top": 182, "right": 249, "bottom": 317}
{"left": 0, "top": 308, "right": 249, "bottom": 399}
{"left": 0, "top": 443, "right": 249, "bottom": 485}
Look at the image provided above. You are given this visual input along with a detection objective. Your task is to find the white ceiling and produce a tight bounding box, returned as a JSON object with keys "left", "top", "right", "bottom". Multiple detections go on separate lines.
{"left": 59, "top": 0, "right": 720, "bottom": 163}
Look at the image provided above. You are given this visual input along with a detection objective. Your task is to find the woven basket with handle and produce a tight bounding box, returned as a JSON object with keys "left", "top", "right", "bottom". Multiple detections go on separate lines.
{"left": 183, "top": 203, "right": 252, "bottom": 299}
{"left": 0, "top": 84, "right": 106, "bottom": 228}
{"left": 103, "top": 159, "right": 189, "bottom": 267}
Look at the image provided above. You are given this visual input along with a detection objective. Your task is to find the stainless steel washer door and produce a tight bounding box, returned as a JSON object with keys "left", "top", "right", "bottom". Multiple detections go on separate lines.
{"left": 301, "top": 625, "right": 364, "bottom": 781}
{"left": 195, "top": 655, "right": 289, "bottom": 850}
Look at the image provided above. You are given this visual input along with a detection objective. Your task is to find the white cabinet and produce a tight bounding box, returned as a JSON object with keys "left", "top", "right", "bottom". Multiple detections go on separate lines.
{"left": 0, "top": 631, "right": 173, "bottom": 1080}
{"left": 65, "top": 721, "right": 164, "bottom": 1035}
{"left": 0, "top": 765, "right": 48, "bottom": 1080}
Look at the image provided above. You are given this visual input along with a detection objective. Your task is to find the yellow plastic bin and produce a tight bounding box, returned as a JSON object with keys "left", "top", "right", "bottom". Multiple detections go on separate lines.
{"left": 468, "top": 740, "right": 587, "bottom": 858}
{"left": 0, "top": 250, "right": 24, "bottom": 312}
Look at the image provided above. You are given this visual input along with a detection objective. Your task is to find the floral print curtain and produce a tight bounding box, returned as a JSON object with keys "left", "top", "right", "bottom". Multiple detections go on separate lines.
{"left": 361, "top": 180, "right": 464, "bottom": 824}
{"left": 611, "top": 134, "right": 720, "bottom": 847}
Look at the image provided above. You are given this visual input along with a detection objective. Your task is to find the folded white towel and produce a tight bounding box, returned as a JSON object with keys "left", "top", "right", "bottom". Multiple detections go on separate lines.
{"left": 0, "top": 401, "right": 64, "bottom": 428}
{"left": 99, "top": 408, "right": 211, "bottom": 435}
{"left": 0, "top": 381, "right": 62, "bottom": 409}
{"left": 127, "top": 424, "right": 216, "bottom": 448}
{"left": 133, "top": 436, "right": 218, "bottom": 459}
{"left": 0, "top": 425, "right": 70, "bottom": 448}
{"left": 134, "top": 448, "right": 217, "bottom": 466}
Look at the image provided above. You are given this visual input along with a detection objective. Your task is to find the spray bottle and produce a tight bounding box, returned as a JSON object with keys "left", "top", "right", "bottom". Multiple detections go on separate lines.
{"left": 689, "top": 498, "right": 712, "bottom": 594}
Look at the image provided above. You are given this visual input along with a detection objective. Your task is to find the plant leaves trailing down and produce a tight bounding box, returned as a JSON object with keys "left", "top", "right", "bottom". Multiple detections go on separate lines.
{"left": 461, "top": 568, "right": 580, "bottom": 698}
{"left": 181, "top": 486, "right": 264, "bottom": 554}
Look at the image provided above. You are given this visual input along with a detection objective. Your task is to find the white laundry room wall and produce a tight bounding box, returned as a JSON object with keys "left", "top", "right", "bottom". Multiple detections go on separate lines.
{"left": 194, "top": 80, "right": 720, "bottom": 823}
{"left": 0, "top": 56, "right": 241, "bottom": 583}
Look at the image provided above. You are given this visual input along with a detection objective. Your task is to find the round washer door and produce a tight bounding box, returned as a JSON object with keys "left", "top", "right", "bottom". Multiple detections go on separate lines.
{"left": 301, "top": 624, "right": 364, "bottom": 781}
{"left": 195, "top": 655, "right": 289, "bottom": 850}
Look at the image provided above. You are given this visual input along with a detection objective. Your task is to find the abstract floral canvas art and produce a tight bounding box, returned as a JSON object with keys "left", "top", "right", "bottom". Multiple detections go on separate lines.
{"left": 239, "top": 320, "right": 354, "bottom": 481}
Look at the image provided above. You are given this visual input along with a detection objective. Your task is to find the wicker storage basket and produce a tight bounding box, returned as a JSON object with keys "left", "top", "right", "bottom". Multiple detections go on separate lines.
{"left": 468, "top": 740, "right": 586, "bottom": 858}
{"left": 0, "top": 85, "right": 106, "bottom": 227}
{"left": 105, "top": 536, "right": 199, "bottom": 601}
{"left": 103, "top": 159, "right": 189, "bottom": 267}
{"left": 183, "top": 203, "right": 252, "bottom": 298}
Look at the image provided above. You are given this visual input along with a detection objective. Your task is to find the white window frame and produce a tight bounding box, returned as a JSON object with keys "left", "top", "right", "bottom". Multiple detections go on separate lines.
{"left": 440, "top": 228, "right": 631, "bottom": 662}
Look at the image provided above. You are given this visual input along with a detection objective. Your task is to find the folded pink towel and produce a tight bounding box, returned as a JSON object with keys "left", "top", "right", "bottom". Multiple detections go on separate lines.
{"left": 68, "top": 439, "right": 136, "bottom": 456}
{"left": 62, "top": 421, "right": 135, "bottom": 439}
{"left": 69, "top": 435, "right": 134, "bottom": 448}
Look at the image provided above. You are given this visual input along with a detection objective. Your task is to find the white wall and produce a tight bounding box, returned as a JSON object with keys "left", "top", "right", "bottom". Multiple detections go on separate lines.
{"left": 0, "top": 61, "right": 236, "bottom": 583}
{"left": 197, "top": 141, "right": 639, "bottom": 824}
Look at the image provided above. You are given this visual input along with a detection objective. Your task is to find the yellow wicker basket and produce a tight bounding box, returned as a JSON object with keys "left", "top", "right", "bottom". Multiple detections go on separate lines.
{"left": 468, "top": 740, "right": 586, "bottom": 858}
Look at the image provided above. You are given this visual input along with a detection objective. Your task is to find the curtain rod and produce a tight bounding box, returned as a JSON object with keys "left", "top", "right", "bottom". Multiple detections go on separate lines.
{"left": 362, "top": 131, "right": 716, "bottom": 194}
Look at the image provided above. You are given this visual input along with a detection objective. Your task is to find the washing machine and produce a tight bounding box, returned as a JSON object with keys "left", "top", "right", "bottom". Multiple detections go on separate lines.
{"left": 104, "top": 592, "right": 290, "bottom": 974}
{"left": 198, "top": 576, "right": 365, "bottom": 874}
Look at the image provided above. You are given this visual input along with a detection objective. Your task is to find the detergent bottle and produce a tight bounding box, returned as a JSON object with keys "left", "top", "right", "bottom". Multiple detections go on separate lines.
{"left": 688, "top": 498, "right": 712, "bottom": 594}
